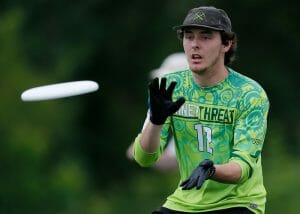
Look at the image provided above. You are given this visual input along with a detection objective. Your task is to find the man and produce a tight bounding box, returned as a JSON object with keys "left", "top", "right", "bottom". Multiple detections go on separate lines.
{"left": 127, "top": 53, "right": 188, "bottom": 171}
{"left": 133, "top": 6, "right": 269, "bottom": 214}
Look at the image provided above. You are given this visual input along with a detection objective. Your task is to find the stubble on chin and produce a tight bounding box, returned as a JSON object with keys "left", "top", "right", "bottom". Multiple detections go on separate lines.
{"left": 189, "top": 66, "right": 207, "bottom": 76}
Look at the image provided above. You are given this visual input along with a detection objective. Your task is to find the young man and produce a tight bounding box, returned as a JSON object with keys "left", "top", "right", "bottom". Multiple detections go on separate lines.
{"left": 133, "top": 6, "right": 269, "bottom": 214}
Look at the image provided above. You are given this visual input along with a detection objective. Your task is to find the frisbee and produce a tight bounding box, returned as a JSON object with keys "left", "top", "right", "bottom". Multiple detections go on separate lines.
{"left": 21, "top": 80, "right": 99, "bottom": 101}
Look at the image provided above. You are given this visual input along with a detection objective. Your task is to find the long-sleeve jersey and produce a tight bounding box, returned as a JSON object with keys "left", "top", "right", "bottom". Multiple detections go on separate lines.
{"left": 134, "top": 68, "right": 269, "bottom": 213}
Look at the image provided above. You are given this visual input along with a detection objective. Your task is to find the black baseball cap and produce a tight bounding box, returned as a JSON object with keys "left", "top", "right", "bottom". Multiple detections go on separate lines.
{"left": 173, "top": 6, "right": 232, "bottom": 33}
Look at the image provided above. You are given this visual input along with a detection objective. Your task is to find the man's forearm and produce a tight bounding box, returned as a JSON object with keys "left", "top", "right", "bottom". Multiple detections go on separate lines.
{"left": 140, "top": 121, "right": 163, "bottom": 153}
{"left": 211, "top": 162, "right": 242, "bottom": 184}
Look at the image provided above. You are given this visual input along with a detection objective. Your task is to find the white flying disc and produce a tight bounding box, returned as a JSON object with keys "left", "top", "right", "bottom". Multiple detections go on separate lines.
{"left": 21, "top": 80, "right": 99, "bottom": 101}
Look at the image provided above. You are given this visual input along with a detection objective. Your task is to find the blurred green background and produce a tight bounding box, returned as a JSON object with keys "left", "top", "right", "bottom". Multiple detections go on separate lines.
{"left": 0, "top": 0, "right": 299, "bottom": 213}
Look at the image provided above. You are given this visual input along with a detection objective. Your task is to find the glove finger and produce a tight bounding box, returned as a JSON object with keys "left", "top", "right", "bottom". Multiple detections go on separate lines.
{"left": 159, "top": 77, "right": 167, "bottom": 93}
{"left": 196, "top": 176, "right": 206, "bottom": 189}
{"left": 181, "top": 185, "right": 190, "bottom": 190}
{"left": 169, "top": 97, "right": 185, "bottom": 113}
{"left": 181, "top": 178, "right": 194, "bottom": 190}
{"left": 149, "top": 78, "right": 159, "bottom": 94}
{"left": 196, "top": 169, "right": 211, "bottom": 189}
{"left": 166, "top": 81, "right": 177, "bottom": 99}
{"left": 180, "top": 179, "right": 190, "bottom": 187}
{"left": 185, "top": 178, "right": 197, "bottom": 190}
{"left": 181, "top": 181, "right": 191, "bottom": 190}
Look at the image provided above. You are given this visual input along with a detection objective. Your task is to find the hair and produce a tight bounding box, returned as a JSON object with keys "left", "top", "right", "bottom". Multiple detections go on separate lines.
{"left": 220, "top": 31, "right": 237, "bottom": 65}
{"left": 176, "top": 29, "right": 237, "bottom": 66}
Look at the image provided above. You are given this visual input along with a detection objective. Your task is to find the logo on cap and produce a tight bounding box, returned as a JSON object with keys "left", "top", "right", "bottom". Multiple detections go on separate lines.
{"left": 193, "top": 11, "right": 206, "bottom": 21}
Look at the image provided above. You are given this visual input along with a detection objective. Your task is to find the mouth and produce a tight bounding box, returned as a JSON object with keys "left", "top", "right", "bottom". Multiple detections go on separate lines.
{"left": 191, "top": 54, "right": 203, "bottom": 63}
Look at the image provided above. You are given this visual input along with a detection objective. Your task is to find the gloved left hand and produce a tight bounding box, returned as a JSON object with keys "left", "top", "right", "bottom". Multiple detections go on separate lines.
{"left": 180, "top": 159, "right": 215, "bottom": 190}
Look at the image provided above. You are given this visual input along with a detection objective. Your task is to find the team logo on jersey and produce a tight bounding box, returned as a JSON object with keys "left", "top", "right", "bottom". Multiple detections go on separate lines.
{"left": 175, "top": 102, "right": 236, "bottom": 124}
{"left": 249, "top": 203, "right": 258, "bottom": 209}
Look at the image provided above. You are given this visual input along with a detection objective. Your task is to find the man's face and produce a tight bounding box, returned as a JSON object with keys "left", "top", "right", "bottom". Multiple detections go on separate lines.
{"left": 183, "top": 28, "right": 229, "bottom": 74}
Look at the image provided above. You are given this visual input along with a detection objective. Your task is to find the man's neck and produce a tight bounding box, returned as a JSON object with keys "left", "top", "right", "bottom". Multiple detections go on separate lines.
{"left": 191, "top": 65, "right": 229, "bottom": 87}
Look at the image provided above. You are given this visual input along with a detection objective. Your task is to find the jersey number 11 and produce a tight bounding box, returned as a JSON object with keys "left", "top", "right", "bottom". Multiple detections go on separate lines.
{"left": 195, "top": 124, "right": 213, "bottom": 154}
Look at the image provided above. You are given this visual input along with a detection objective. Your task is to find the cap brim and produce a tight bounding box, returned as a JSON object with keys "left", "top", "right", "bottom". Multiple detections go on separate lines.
{"left": 173, "top": 24, "right": 224, "bottom": 31}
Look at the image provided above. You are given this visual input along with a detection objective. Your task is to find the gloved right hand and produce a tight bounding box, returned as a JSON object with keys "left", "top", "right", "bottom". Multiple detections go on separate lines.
{"left": 149, "top": 77, "right": 185, "bottom": 125}
{"left": 180, "top": 159, "right": 215, "bottom": 190}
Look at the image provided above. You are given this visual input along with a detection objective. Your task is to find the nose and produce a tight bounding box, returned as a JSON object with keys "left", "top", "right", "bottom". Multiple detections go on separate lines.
{"left": 191, "top": 39, "right": 200, "bottom": 50}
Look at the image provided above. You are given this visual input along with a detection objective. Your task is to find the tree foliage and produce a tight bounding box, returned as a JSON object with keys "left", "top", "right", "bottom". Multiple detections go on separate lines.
{"left": 0, "top": 0, "right": 299, "bottom": 213}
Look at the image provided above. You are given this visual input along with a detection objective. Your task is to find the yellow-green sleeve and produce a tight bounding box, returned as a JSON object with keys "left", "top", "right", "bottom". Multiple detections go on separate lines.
{"left": 133, "top": 134, "right": 160, "bottom": 167}
{"left": 230, "top": 92, "right": 269, "bottom": 183}
{"left": 229, "top": 158, "right": 251, "bottom": 183}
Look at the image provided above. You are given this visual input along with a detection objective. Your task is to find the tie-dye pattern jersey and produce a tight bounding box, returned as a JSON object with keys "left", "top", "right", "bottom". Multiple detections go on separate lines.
{"left": 134, "top": 68, "right": 269, "bottom": 213}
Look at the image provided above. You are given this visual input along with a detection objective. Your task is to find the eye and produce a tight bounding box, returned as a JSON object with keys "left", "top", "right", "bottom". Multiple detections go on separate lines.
{"left": 184, "top": 34, "right": 193, "bottom": 40}
{"left": 201, "top": 35, "right": 211, "bottom": 40}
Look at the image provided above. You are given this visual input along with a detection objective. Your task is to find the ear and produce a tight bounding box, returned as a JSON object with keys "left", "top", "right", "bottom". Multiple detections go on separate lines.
{"left": 222, "top": 40, "right": 232, "bottom": 53}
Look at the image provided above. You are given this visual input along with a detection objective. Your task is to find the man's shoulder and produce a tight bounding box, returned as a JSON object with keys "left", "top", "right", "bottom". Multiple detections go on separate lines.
{"left": 228, "top": 68, "right": 267, "bottom": 96}
{"left": 228, "top": 68, "right": 269, "bottom": 112}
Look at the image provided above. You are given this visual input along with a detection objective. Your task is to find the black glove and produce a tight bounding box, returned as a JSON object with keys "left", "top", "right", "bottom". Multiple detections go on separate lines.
{"left": 180, "top": 159, "right": 215, "bottom": 190}
{"left": 148, "top": 77, "right": 185, "bottom": 125}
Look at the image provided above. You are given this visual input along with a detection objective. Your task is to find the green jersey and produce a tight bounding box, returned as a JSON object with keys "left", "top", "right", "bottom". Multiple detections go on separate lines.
{"left": 134, "top": 68, "right": 269, "bottom": 213}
